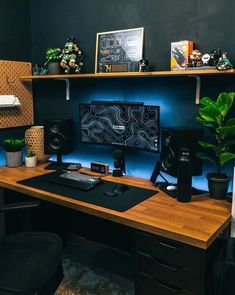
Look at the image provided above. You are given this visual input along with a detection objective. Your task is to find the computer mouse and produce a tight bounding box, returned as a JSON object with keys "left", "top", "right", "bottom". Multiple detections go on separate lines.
{"left": 104, "top": 184, "right": 129, "bottom": 197}
{"left": 113, "top": 183, "right": 129, "bottom": 194}
{"left": 166, "top": 185, "right": 177, "bottom": 191}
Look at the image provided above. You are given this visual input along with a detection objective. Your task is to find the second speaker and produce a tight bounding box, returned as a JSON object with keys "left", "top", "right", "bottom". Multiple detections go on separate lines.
{"left": 44, "top": 119, "right": 74, "bottom": 155}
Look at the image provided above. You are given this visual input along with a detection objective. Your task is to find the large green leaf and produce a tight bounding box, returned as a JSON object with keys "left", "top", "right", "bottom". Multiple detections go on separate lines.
{"left": 199, "top": 106, "right": 221, "bottom": 123}
{"left": 196, "top": 152, "right": 217, "bottom": 167}
{"left": 200, "top": 97, "right": 216, "bottom": 107}
{"left": 198, "top": 140, "right": 217, "bottom": 149}
{"left": 195, "top": 116, "right": 217, "bottom": 128}
{"left": 220, "top": 152, "right": 235, "bottom": 166}
{"left": 216, "top": 92, "right": 235, "bottom": 117}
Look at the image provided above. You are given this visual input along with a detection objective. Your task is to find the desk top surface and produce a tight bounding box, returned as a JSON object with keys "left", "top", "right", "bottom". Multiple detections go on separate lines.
{"left": 0, "top": 164, "right": 231, "bottom": 249}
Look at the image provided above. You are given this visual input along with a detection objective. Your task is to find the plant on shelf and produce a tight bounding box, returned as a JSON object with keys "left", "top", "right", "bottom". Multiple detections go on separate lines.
{"left": 196, "top": 91, "right": 235, "bottom": 199}
{"left": 45, "top": 47, "right": 62, "bottom": 74}
{"left": 2, "top": 138, "right": 25, "bottom": 167}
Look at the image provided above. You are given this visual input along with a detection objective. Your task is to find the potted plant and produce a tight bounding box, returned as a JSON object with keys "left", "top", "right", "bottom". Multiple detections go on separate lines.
{"left": 25, "top": 150, "right": 37, "bottom": 168}
{"left": 2, "top": 138, "right": 25, "bottom": 167}
{"left": 45, "top": 47, "right": 62, "bottom": 74}
{"left": 196, "top": 91, "right": 235, "bottom": 199}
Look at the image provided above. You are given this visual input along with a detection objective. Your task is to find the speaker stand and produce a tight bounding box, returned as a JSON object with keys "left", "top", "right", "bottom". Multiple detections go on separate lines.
{"left": 45, "top": 154, "right": 76, "bottom": 170}
{"left": 112, "top": 148, "right": 126, "bottom": 177}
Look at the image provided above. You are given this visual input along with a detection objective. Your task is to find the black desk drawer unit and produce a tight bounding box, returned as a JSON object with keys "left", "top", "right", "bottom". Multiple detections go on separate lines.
{"left": 134, "top": 231, "right": 215, "bottom": 295}
{"left": 136, "top": 272, "right": 195, "bottom": 295}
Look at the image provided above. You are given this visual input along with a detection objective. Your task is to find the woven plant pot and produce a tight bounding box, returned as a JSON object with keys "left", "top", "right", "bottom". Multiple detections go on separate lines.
{"left": 25, "top": 126, "right": 50, "bottom": 162}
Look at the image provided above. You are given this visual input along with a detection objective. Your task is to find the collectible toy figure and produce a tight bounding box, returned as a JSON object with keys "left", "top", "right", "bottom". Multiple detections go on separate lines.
{"left": 139, "top": 58, "right": 149, "bottom": 72}
{"left": 190, "top": 49, "right": 202, "bottom": 67}
{"left": 201, "top": 53, "right": 211, "bottom": 66}
{"left": 60, "top": 37, "right": 83, "bottom": 74}
{"left": 209, "top": 48, "right": 222, "bottom": 66}
{"left": 217, "top": 52, "right": 233, "bottom": 70}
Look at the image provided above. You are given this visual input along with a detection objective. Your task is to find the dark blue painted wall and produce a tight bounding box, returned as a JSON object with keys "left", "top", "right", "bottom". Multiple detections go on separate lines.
{"left": 29, "top": 0, "right": 235, "bottom": 190}
{"left": 1, "top": 0, "right": 235, "bottom": 191}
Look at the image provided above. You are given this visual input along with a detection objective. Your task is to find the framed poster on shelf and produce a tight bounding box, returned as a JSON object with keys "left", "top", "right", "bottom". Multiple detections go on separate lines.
{"left": 95, "top": 27, "right": 144, "bottom": 73}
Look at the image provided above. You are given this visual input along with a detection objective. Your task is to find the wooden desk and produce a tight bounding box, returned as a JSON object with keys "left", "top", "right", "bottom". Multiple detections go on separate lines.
{"left": 0, "top": 164, "right": 232, "bottom": 295}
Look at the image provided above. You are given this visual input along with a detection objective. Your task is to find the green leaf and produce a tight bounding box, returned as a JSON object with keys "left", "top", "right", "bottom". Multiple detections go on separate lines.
{"left": 216, "top": 92, "right": 235, "bottom": 117}
{"left": 200, "top": 97, "right": 216, "bottom": 107}
{"left": 198, "top": 141, "right": 217, "bottom": 149}
{"left": 220, "top": 152, "right": 235, "bottom": 166}
{"left": 199, "top": 106, "right": 221, "bottom": 123}
{"left": 196, "top": 152, "right": 217, "bottom": 167}
{"left": 196, "top": 116, "right": 217, "bottom": 128}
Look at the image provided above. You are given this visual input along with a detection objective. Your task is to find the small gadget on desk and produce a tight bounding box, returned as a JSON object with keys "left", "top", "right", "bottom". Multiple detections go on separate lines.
{"left": 90, "top": 162, "right": 109, "bottom": 175}
{"left": 67, "top": 163, "right": 82, "bottom": 171}
{"left": 45, "top": 162, "right": 81, "bottom": 171}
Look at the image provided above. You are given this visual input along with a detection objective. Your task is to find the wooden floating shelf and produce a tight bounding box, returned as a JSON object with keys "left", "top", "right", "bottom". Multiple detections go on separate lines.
{"left": 19, "top": 69, "right": 235, "bottom": 80}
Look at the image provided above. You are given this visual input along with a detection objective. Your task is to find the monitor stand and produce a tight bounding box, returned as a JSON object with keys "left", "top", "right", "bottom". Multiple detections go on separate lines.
{"left": 45, "top": 155, "right": 79, "bottom": 170}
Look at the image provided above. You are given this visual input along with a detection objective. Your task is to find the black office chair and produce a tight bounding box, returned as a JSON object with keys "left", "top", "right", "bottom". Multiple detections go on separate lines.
{"left": 0, "top": 201, "right": 64, "bottom": 295}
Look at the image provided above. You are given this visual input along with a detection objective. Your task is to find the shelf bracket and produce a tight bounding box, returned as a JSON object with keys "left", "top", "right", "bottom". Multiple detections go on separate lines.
{"left": 54, "top": 78, "right": 70, "bottom": 101}
{"left": 195, "top": 76, "right": 201, "bottom": 104}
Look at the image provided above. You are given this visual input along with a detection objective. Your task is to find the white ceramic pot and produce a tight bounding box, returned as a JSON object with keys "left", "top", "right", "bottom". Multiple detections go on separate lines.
{"left": 5, "top": 151, "right": 23, "bottom": 167}
{"left": 25, "top": 156, "right": 37, "bottom": 168}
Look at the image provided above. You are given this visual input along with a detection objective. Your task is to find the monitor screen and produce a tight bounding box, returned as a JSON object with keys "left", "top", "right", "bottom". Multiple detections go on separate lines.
{"left": 80, "top": 102, "right": 160, "bottom": 152}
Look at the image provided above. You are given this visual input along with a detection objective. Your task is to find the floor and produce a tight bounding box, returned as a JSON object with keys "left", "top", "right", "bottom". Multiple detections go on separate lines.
{"left": 56, "top": 234, "right": 135, "bottom": 295}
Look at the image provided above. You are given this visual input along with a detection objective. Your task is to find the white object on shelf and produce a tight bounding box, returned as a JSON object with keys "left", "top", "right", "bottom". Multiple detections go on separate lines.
{"left": 231, "top": 167, "right": 235, "bottom": 237}
{"left": 0, "top": 95, "right": 21, "bottom": 108}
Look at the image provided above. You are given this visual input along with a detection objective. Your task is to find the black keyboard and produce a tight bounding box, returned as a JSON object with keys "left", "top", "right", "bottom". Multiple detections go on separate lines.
{"left": 50, "top": 172, "right": 102, "bottom": 191}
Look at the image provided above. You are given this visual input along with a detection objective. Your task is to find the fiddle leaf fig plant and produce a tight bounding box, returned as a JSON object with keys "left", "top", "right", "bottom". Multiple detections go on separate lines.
{"left": 196, "top": 92, "right": 235, "bottom": 173}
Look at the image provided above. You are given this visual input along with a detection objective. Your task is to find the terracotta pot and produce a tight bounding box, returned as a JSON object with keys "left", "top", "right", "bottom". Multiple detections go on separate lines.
{"left": 207, "top": 173, "right": 231, "bottom": 199}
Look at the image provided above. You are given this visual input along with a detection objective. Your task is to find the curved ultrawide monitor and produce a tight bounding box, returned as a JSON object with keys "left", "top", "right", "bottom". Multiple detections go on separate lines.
{"left": 79, "top": 102, "right": 160, "bottom": 152}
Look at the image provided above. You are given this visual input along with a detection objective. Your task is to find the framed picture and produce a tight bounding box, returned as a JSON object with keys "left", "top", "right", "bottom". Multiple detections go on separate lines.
{"left": 95, "top": 27, "right": 144, "bottom": 73}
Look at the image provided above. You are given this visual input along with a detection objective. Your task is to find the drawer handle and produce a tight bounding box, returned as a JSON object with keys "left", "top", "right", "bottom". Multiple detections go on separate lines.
{"left": 157, "top": 279, "right": 181, "bottom": 292}
{"left": 158, "top": 241, "right": 183, "bottom": 250}
{"left": 157, "top": 259, "right": 186, "bottom": 271}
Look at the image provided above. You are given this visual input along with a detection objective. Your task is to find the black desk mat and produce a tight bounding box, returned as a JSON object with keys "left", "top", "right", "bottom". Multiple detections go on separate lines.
{"left": 17, "top": 172, "right": 158, "bottom": 212}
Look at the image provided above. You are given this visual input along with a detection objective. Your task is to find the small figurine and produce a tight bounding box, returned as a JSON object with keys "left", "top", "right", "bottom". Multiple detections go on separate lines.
{"left": 190, "top": 49, "right": 202, "bottom": 67}
{"left": 201, "top": 53, "right": 211, "bottom": 66}
{"left": 209, "top": 48, "right": 222, "bottom": 66}
{"left": 217, "top": 52, "right": 233, "bottom": 70}
{"left": 60, "top": 37, "right": 83, "bottom": 74}
{"left": 139, "top": 58, "right": 149, "bottom": 72}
